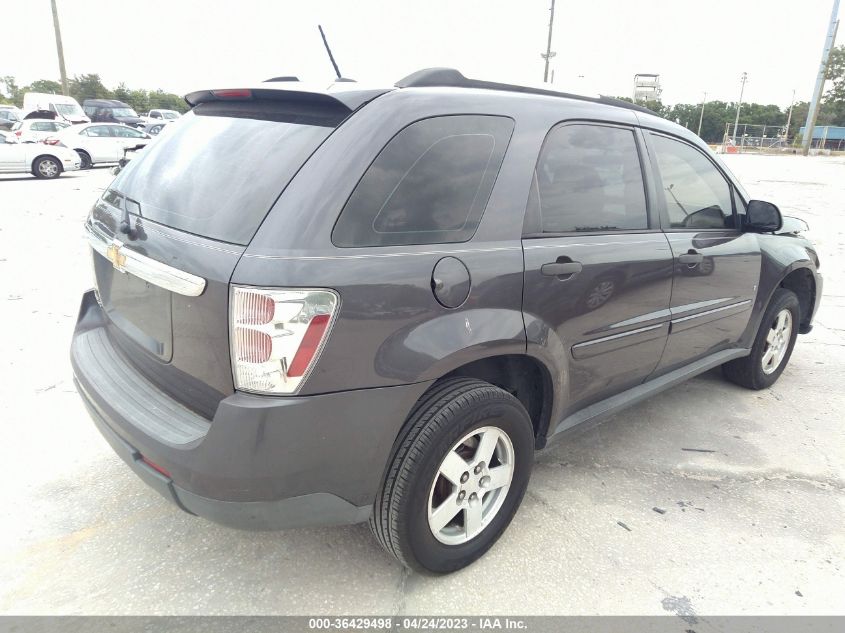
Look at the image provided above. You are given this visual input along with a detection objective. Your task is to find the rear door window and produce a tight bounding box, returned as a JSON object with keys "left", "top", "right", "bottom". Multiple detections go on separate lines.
{"left": 531, "top": 123, "right": 649, "bottom": 233}
{"left": 110, "top": 100, "right": 346, "bottom": 245}
{"left": 332, "top": 115, "right": 514, "bottom": 247}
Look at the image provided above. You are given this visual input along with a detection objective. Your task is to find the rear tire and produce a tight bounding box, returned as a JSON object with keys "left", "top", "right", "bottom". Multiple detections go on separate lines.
{"left": 370, "top": 378, "right": 534, "bottom": 574}
{"left": 722, "top": 288, "right": 800, "bottom": 390}
{"left": 33, "top": 156, "right": 61, "bottom": 179}
{"left": 76, "top": 150, "right": 92, "bottom": 170}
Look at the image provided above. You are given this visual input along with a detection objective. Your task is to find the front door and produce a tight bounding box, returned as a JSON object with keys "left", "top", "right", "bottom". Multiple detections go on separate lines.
{"left": 522, "top": 122, "right": 674, "bottom": 428}
{"left": 644, "top": 132, "right": 761, "bottom": 373}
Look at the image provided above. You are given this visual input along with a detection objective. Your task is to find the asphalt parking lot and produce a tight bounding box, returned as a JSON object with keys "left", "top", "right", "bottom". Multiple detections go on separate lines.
{"left": 0, "top": 155, "right": 843, "bottom": 616}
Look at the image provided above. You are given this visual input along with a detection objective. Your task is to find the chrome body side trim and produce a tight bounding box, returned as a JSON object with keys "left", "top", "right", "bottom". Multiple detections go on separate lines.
{"left": 671, "top": 299, "right": 752, "bottom": 324}
{"left": 86, "top": 222, "right": 207, "bottom": 297}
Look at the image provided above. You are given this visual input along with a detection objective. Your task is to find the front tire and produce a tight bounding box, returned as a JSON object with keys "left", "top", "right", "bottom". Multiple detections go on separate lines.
{"left": 33, "top": 156, "right": 61, "bottom": 179}
{"left": 76, "top": 150, "right": 92, "bottom": 170}
{"left": 723, "top": 288, "right": 800, "bottom": 390}
{"left": 370, "top": 378, "right": 534, "bottom": 573}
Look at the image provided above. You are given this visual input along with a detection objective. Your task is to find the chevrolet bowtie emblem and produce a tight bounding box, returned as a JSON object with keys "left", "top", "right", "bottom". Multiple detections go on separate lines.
{"left": 106, "top": 242, "right": 126, "bottom": 270}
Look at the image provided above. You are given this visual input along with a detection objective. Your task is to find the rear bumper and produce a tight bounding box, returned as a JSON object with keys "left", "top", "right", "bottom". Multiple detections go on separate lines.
{"left": 71, "top": 290, "right": 433, "bottom": 529}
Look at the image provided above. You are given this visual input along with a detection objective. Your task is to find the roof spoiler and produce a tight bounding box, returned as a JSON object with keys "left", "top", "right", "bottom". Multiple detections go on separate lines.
{"left": 184, "top": 85, "right": 387, "bottom": 112}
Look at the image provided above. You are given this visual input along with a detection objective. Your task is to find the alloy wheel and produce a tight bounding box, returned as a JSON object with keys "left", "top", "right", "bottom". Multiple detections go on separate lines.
{"left": 761, "top": 308, "right": 792, "bottom": 375}
{"left": 38, "top": 159, "right": 58, "bottom": 178}
{"left": 427, "top": 426, "right": 515, "bottom": 545}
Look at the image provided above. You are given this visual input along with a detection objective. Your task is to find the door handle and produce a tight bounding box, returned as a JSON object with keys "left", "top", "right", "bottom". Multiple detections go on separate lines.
{"left": 541, "top": 261, "right": 583, "bottom": 278}
{"left": 678, "top": 250, "right": 704, "bottom": 265}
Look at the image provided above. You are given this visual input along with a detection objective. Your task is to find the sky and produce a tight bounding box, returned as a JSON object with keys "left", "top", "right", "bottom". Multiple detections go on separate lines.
{"left": 1, "top": 0, "right": 841, "bottom": 108}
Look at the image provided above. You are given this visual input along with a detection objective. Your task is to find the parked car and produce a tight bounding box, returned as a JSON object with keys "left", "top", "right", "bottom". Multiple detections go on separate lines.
{"left": 0, "top": 130, "right": 80, "bottom": 178}
{"left": 10, "top": 119, "right": 70, "bottom": 143}
{"left": 22, "top": 92, "right": 89, "bottom": 124}
{"left": 50, "top": 123, "right": 151, "bottom": 168}
{"left": 0, "top": 108, "right": 21, "bottom": 131}
{"left": 82, "top": 99, "right": 143, "bottom": 128}
{"left": 141, "top": 109, "right": 181, "bottom": 135}
{"left": 71, "top": 69, "right": 822, "bottom": 574}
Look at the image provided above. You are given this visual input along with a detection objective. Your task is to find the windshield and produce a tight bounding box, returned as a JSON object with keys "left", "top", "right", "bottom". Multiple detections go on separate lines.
{"left": 110, "top": 102, "right": 342, "bottom": 244}
{"left": 55, "top": 103, "right": 84, "bottom": 117}
{"left": 112, "top": 107, "right": 138, "bottom": 117}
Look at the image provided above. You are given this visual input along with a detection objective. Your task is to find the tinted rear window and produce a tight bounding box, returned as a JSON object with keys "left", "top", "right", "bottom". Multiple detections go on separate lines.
{"left": 332, "top": 115, "right": 514, "bottom": 247}
{"left": 110, "top": 100, "right": 344, "bottom": 245}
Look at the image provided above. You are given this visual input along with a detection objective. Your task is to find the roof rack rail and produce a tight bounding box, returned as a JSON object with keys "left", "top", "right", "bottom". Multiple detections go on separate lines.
{"left": 395, "top": 68, "right": 656, "bottom": 116}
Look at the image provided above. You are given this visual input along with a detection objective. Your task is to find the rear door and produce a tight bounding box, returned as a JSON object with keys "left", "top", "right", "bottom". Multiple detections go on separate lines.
{"left": 643, "top": 131, "right": 761, "bottom": 373}
{"left": 86, "top": 97, "right": 348, "bottom": 416}
{"left": 522, "top": 122, "right": 673, "bottom": 422}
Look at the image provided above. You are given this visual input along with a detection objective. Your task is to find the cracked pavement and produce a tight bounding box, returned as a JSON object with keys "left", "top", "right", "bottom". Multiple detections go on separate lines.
{"left": 0, "top": 155, "right": 843, "bottom": 615}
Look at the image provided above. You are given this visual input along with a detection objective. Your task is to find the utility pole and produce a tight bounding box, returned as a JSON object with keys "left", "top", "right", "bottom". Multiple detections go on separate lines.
{"left": 541, "top": 0, "right": 556, "bottom": 83}
{"left": 801, "top": 0, "right": 840, "bottom": 155}
{"left": 50, "top": 0, "right": 68, "bottom": 95}
{"left": 733, "top": 72, "right": 748, "bottom": 142}
{"left": 697, "top": 92, "right": 707, "bottom": 137}
{"left": 784, "top": 89, "right": 796, "bottom": 143}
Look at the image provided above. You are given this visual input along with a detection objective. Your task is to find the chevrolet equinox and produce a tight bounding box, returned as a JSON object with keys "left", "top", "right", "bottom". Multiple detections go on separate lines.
{"left": 71, "top": 68, "right": 823, "bottom": 573}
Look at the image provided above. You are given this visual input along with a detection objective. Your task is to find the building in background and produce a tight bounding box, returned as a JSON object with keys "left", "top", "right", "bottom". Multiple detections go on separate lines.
{"left": 798, "top": 125, "right": 845, "bottom": 150}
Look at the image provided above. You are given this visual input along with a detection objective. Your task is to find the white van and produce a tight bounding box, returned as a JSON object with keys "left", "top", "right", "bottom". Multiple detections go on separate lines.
{"left": 22, "top": 93, "right": 89, "bottom": 124}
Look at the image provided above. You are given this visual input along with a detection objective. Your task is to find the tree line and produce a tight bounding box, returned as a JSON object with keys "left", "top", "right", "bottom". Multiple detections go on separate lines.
{"left": 0, "top": 74, "right": 189, "bottom": 115}
{"left": 2, "top": 46, "right": 844, "bottom": 141}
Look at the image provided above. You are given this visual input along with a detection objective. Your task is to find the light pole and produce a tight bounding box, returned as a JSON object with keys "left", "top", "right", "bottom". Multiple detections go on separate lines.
{"left": 733, "top": 72, "right": 748, "bottom": 142}
{"left": 541, "top": 0, "right": 556, "bottom": 83}
{"left": 697, "top": 92, "right": 707, "bottom": 137}
{"left": 784, "top": 89, "right": 796, "bottom": 143}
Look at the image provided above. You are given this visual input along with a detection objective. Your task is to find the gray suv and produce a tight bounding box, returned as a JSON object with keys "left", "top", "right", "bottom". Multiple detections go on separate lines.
{"left": 71, "top": 69, "right": 822, "bottom": 573}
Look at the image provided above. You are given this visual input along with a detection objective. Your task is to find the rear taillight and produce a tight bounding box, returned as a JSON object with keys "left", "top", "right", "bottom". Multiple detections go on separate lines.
{"left": 230, "top": 286, "right": 339, "bottom": 395}
{"left": 43, "top": 138, "right": 60, "bottom": 145}
{"left": 14, "top": 130, "right": 21, "bottom": 136}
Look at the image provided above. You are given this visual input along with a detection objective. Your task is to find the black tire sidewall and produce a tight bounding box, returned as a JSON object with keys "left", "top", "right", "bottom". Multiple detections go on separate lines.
{"left": 749, "top": 289, "right": 800, "bottom": 388}
{"left": 76, "top": 150, "right": 92, "bottom": 169}
{"left": 402, "top": 395, "right": 533, "bottom": 574}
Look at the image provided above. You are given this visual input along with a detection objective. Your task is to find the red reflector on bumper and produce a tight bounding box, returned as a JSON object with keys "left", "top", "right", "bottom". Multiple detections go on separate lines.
{"left": 141, "top": 456, "right": 171, "bottom": 478}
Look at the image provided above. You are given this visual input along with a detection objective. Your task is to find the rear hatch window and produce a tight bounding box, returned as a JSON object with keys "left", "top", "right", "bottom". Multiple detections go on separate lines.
{"left": 110, "top": 100, "right": 346, "bottom": 244}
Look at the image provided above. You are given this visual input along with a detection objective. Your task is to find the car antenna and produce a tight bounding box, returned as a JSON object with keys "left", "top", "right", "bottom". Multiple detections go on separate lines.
{"left": 318, "top": 24, "right": 343, "bottom": 80}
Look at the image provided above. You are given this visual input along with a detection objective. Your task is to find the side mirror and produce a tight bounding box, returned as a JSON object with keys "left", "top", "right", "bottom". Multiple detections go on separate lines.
{"left": 744, "top": 200, "right": 782, "bottom": 233}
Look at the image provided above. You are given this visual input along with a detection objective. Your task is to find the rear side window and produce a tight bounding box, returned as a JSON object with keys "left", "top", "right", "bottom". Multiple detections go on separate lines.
{"left": 110, "top": 100, "right": 346, "bottom": 245}
{"left": 332, "top": 115, "right": 514, "bottom": 247}
{"left": 649, "top": 133, "right": 735, "bottom": 229}
{"left": 531, "top": 124, "right": 648, "bottom": 233}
